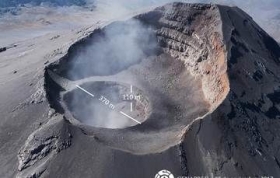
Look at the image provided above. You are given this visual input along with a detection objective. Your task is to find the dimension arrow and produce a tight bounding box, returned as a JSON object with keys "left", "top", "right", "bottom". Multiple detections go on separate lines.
{"left": 120, "top": 111, "right": 141, "bottom": 124}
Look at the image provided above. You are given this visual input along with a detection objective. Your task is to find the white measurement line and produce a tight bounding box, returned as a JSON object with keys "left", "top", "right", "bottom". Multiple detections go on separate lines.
{"left": 130, "top": 102, "right": 133, "bottom": 112}
{"left": 130, "top": 85, "right": 133, "bottom": 112}
{"left": 76, "top": 85, "right": 95, "bottom": 97}
{"left": 194, "top": 33, "right": 200, "bottom": 40}
{"left": 120, "top": 111, "right": 141, "bottom": 124}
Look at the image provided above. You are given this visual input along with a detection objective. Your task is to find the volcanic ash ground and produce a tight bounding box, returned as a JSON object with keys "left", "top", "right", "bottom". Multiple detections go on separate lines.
{"left": 2, "top": 2, "right": 280, "bottom": 178}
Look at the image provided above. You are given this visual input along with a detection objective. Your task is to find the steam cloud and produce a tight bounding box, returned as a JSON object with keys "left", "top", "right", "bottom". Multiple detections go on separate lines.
{"left": 92, "top": 0, "right": 280, "bottom": 42}
{"left": 67, "top": 0, "right": 280, "bottom": 128}
{"left": 68, "top": 19, "right": 157, "bottom": 79}
{"left": 67, "top": 19, "right": 157, "bottom": 128}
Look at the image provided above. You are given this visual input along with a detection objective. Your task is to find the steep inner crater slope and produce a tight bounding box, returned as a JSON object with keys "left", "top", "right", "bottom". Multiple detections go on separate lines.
{"left": 45, "top": 3, "right": 228, "bottom": 154}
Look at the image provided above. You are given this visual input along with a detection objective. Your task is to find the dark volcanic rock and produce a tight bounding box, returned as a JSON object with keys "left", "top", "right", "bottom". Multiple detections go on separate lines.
{"left": 0, "top": 47, "right": 6, "bottom": 53}
{"left": 12, "top": 2, "right": 280, "bottom": 178}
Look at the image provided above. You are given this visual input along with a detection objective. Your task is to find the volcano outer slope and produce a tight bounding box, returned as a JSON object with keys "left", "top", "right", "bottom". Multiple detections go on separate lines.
{"left": 1, "top": 2, "right": 280, "bottom": 178}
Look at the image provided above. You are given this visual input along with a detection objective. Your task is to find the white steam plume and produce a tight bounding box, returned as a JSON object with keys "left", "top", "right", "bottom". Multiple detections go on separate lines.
{"left": 67, "top": 18, "right": 157, "bottom": 128}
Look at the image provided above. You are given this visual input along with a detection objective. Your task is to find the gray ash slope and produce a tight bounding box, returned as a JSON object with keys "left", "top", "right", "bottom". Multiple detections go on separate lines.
{"left": 2, "top": 2, "right": 280, "bottom": 178}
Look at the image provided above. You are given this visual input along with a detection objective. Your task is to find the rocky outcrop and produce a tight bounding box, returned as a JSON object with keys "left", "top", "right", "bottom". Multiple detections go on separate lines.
{"left": 182, "top": 4, "right": 280, "bottom": 177}
{"left": 17, "top": 116, "right": 72, "bottom": 178}
{"left": 138, "top": 3, "right": 229, "bottom": 110}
